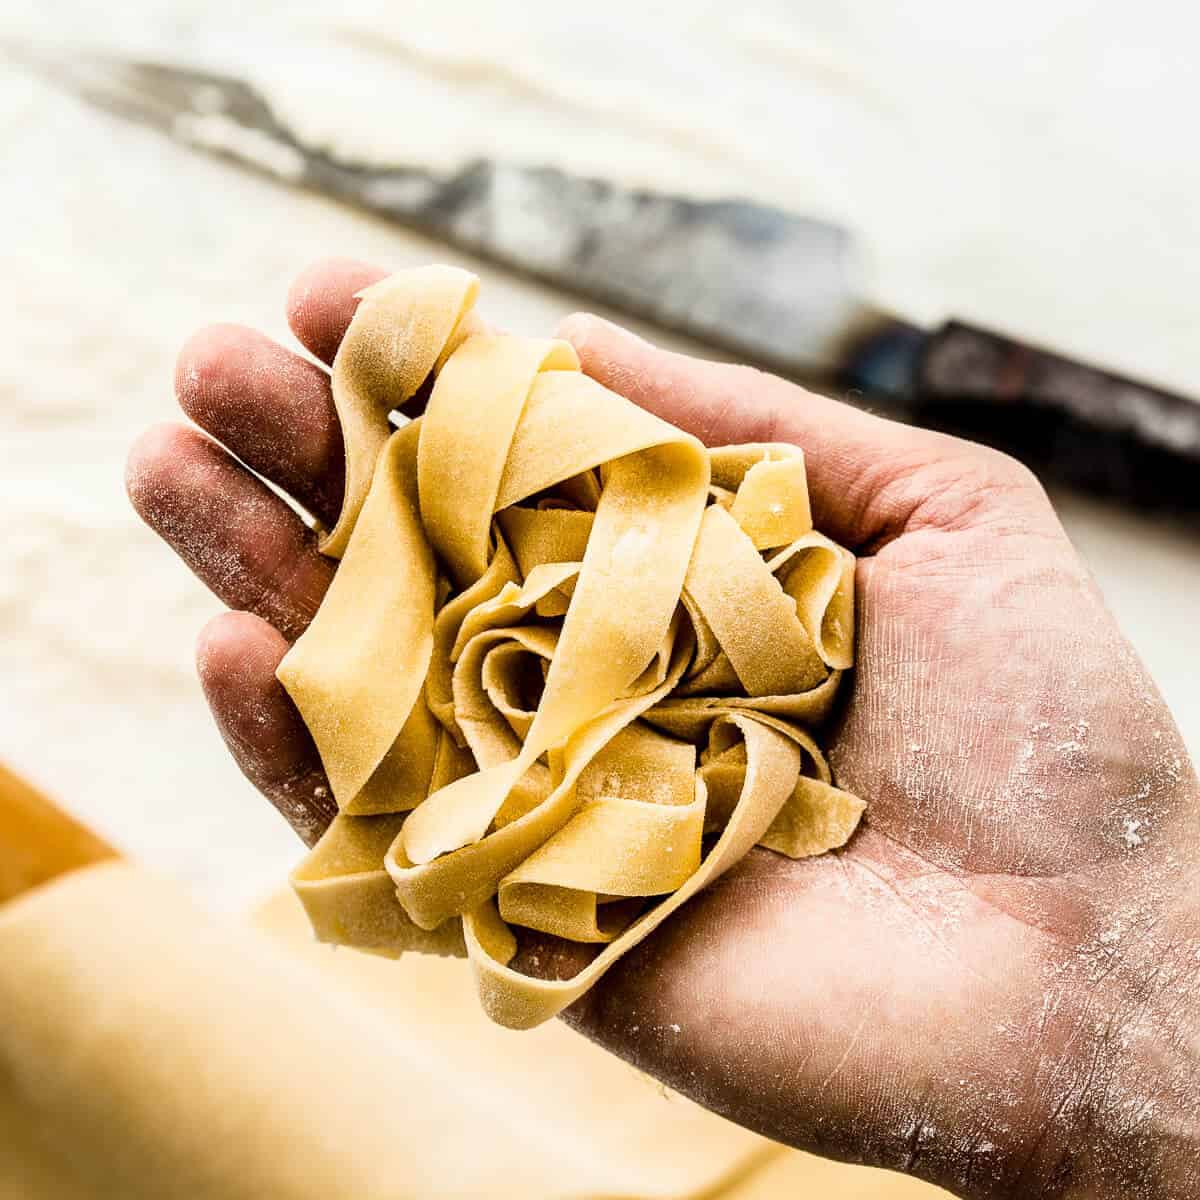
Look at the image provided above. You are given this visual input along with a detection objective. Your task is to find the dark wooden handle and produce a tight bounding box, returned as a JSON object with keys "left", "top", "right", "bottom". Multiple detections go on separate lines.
{"left": 914, "top": 320, "right": 1200, "bottom": 509}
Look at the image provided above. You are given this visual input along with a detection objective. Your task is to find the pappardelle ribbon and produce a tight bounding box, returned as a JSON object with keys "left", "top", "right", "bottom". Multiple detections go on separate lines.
{"left": 282, "top": 267, "right": 864, "bottom": 1029}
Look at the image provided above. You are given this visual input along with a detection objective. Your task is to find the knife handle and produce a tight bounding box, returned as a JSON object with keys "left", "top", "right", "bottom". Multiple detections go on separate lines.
{"left": 913, "top": 320, "right": 1200, "bottom": 510}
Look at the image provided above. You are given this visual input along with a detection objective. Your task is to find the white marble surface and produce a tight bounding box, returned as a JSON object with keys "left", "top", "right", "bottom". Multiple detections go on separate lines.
{"left": 1, "top": 3, "right": 1197, "bottom": 909}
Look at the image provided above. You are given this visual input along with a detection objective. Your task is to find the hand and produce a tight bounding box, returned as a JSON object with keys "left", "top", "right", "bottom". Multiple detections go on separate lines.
{"left": 127, "top": 260, "right": 1200, "bottom": 1200}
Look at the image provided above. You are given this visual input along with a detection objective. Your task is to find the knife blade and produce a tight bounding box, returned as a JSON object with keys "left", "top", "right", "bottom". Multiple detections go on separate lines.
{"left": 19, "top": 49, "right": 1200, "bottom": 511}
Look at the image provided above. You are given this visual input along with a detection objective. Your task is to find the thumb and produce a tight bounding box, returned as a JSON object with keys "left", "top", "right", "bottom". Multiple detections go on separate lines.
{"left": 555, "top": 313, "right": 1051, "bottom": 550}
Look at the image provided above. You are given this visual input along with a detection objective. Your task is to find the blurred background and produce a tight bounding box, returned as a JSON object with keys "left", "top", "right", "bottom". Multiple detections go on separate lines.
{"left": 2, "top": 0, "right": 1197, "bottom": 910}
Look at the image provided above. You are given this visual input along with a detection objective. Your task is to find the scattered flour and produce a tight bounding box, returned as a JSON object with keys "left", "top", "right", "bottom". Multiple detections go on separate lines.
{"left": 1122, "top": 817, "right": 1146, "bottom": 849}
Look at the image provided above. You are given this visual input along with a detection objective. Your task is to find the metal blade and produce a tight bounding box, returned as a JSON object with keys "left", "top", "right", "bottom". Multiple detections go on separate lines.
{"left": 15, "top": 48, "right": 877, "bottom": 375}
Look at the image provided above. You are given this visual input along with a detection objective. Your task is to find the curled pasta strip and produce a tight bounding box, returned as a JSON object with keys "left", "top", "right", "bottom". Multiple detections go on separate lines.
{"left": 283, "top": 266, "right": 864, "bottom": 1029}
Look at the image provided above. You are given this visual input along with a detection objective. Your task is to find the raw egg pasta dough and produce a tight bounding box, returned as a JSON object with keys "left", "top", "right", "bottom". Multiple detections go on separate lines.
{"left": 282, "top": 266, "right": 863, "bottom": 1029}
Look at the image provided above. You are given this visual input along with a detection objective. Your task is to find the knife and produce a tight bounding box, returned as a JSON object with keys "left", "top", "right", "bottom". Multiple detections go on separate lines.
{"left": 20, "top": 50, "right": 1200, "bottom": 511}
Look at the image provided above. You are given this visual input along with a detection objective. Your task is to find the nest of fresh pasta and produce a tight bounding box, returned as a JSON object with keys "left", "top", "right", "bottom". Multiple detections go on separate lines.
{"left": 285, "top": 266, "right": 863, "bottom": 1029}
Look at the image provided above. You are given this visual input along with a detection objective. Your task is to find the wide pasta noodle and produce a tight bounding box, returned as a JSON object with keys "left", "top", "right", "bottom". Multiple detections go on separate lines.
{"left": 282, "top": 266, "right": 865, "bottom": 1029}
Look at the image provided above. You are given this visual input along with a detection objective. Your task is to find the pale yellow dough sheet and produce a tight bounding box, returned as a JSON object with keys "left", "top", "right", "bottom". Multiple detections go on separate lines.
{"left": 0, "top": 862, "right": 944, "bottom": 1198}
{"left": 280, "top": 265, "right": 865, "bottom": 1029}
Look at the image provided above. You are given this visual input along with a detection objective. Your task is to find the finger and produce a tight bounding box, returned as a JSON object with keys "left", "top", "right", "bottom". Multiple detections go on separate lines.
{"left": 196, "top": 610, "right": 335, "bottom": 846}
{"left": 126, "top": 423, "right": 334, "bottom": 641}
{"left": 555, "top": 313, "right": 1041, "bottom": 549}
{"left": 286, "top": 258, "right": 388, "bottom": 365}
{"left": 176, "top": 324, "right": 345, "bottom": 527}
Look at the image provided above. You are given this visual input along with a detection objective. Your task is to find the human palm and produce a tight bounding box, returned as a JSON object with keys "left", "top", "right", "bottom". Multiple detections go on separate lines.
{"left": 128, "top": 260, "right": 1200, "bottom": 1200}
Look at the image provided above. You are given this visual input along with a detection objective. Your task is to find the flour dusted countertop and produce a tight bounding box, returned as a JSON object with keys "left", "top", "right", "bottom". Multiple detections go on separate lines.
{"left": 2, "top": 2, "right": 1197, "bottom": 907}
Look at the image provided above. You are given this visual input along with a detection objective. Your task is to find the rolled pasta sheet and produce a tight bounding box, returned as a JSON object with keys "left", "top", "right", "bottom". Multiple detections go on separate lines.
{"left": 0, "top": 863, "right": 563, "bottom": 1198}
{"left": 0, "top": 865, "right": 942, "bottom": 1198}
{"left": 281, "top": 265, "right": 865, "bottom": 1028}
